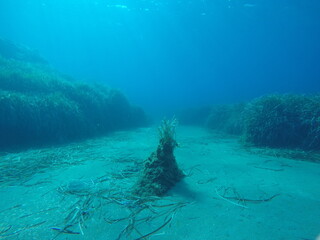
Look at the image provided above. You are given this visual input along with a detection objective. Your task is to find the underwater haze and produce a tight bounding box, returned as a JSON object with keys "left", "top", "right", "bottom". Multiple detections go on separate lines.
{"left": 1, "top": 0, "right": 320, "bottom": 116}
{"left": 1, "top": 1, "right": 320, "bottom": 239}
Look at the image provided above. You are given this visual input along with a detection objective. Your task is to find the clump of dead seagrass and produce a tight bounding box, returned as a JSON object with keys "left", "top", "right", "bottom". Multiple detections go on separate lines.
{"left": 133, "top": 117, "right": 185, "bottom": 197}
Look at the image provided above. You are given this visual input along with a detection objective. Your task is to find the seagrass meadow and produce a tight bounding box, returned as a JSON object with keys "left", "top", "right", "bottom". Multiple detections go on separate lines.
{"left": 0, "top": 39, "right": 148, "bottom": 150}
{"left": 179, "top": 94, "right": 320, "bottom": 151}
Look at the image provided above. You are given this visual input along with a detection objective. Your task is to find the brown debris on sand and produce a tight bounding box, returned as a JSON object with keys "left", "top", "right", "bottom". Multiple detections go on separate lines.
{"left": 133, "top": 118, "right": 185, "bottom": 197}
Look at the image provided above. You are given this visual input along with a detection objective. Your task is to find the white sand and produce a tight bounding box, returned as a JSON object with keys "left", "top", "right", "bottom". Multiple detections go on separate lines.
{"left": 0, "top": 126, "right": 319, "bottom": 240}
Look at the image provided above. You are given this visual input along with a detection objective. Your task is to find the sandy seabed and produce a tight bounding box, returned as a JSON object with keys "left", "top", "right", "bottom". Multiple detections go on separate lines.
{"left": 0, "top": 126, "right": 319, "bottom": 240}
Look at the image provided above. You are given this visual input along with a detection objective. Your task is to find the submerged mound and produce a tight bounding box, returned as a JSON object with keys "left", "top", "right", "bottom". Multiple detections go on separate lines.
{"left": 179, "top": 94, "right": 320, "bottom": 151}
{"left": 133, "top": 118, "right": 185, "bottom": 197}
{"left": 178, "top": 103, "right": 245, "bottom": 135}
{"left": 243, "top": 94, "right": 320, "bottom": 150}
{"left": 205, "top": 103, "right": 245, "bottom": 135}
{"left": 0, "top": 38, "right": 47, "bottom": 64}
{"left": 0, "top": 39, "right": 148, "bottom": 149}
{"left": 178, "top": 106, "right": 212, "bottom": 126}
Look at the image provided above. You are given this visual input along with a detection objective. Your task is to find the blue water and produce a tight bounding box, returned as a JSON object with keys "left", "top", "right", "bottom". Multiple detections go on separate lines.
{"left": 1, "top": 0, "right": 320, "bottom": 116}
{"left": 1, "top": 2, "right": 320, "bottom": 239}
